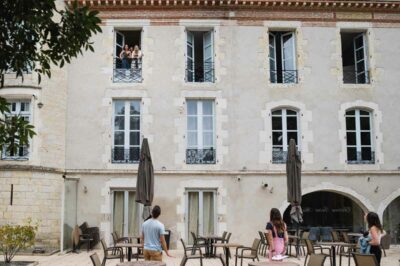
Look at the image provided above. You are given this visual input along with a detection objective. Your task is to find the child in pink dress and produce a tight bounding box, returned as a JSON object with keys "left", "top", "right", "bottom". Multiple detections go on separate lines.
{"left": 266, "top": 208, "right": 288, "bottom": 261}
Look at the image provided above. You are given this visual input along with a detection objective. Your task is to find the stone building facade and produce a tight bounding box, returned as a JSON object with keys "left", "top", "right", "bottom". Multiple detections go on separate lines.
{"left": 1, "top": 0, "right": 400, "bottom": 249}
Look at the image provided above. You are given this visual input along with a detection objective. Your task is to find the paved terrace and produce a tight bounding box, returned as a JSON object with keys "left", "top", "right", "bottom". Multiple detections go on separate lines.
{"left": 7, "top": 247, "right": 400, "bottom": 266}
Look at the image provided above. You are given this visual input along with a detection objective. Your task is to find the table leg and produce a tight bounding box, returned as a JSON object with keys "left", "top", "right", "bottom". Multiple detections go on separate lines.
{"left": 331, "top": 245, "right": 336, "bottom": 266}
{"left": 225, "top": 247, "right": 229, "bottom": 266}
{"left": 128, "top": 247, "right": 132, "bottom": 262}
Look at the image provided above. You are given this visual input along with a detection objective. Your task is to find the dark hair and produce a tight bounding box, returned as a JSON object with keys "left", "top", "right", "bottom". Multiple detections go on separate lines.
{"left": 152, "top": 205, "right": 161, "bottom": 219}
{"left": 366, "top": 212, "right": 383, "bottom": 233}
{"left": 270, "top": 208, "right": 285, "bottom": 233}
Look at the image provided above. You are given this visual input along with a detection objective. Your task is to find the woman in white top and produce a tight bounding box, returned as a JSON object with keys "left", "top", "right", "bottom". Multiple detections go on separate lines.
{"left": 366, "top": 212, "right": 383, "bottom": 265}
{"left": 131, "top": 45, "right": 143, "bottom": 69}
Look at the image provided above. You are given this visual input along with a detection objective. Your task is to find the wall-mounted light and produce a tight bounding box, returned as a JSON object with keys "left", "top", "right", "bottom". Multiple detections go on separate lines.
{"left": 367, "top": 177, "right": 371, "bottom": 182}
{"left": 161, "top": 166, "right": 166, "bottom": 171}
{"left": 83, "top": 186, "right": 88, "bottom": 194}
{"left": 323, "top": 166, "right": 328, "bottom": 171}
{"left": 236, "top": 176, "right": 241, "bottom": 182}
{"left": 261, "top": 182, "right": 268, "bottom": 189}
{"left": 374, "top": 186, "right": 379, "bottom": 193}
{"left": 241, "top": 166, "right": 247, "bottom": 171}
{"left": 37, "top": 102, "right": 44, "bottom": 109}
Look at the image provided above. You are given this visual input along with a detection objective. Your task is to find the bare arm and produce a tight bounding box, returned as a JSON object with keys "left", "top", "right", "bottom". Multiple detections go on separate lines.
{"left": 140, "top": 232, "right": 144, "bottom": 247}
{"left": 160, "top": 235, "right": 173, "bottom": 257}
{"left": 266, "top": 230, "right": 274, "bottom": 251}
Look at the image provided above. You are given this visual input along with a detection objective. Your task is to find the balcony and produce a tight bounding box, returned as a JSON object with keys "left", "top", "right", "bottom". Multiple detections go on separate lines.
{"left": 186, "top": 148, "right": 216, "bottom": 164}
{"left": 113, "top": 58, "right": 142, "bottom": 83}
{"left": 1, "top": 146, "right": 29, "bottom": 160}
{"left": 343, "top": 70, "right": 370, "bottom": 84}
{"left": 111, "top": 147, "right": 140, "bottom": 164}
{"left": 270, "top": 70, "right": 298, "bottom": 84}
{"left": 347, "top": 151, "right": 375, "bottom": 164}
{"left": 272, "top": 150, "right": 301, "bottom": 164}
{"left": 186, "top": 61, "right": 215, "bottom": 83}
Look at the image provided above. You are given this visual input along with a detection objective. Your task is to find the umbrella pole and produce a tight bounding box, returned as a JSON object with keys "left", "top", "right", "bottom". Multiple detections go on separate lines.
{"left": 295, "top": 207, "right": 300, "bottom": 258}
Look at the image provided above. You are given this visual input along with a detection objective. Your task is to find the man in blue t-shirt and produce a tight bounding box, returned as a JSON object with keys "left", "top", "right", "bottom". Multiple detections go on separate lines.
{"left": 141, "top": 205, "right": 172, "bottom": 261}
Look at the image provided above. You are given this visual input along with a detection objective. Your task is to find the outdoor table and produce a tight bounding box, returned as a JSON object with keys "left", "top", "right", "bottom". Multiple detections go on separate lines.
{"left": 200, "top": 235, "right": 222, "bottom": 257}
{"left": 117, "top": 261, "right": 166, "bottom": 266}
{"left": 317, "top": 241, "right": 356, "bottom": 266}
{"left": 213, "top": 243, "right": 242, "bottom": 266}
{"left": 116, "top": 243, "right": 143, "bottom": 261}
{"left": 248, "top": 261, "right": 300, "bottom": 266}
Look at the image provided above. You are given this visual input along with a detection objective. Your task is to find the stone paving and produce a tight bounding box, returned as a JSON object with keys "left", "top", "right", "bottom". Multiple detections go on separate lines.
{"left": 6, "top": 246, "right": 400, "bottom": 266}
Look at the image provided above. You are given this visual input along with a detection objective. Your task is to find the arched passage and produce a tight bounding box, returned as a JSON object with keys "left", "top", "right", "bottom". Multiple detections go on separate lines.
{"left": 382, "top": 196, "right": 400, "bottom": 244}
{"left": 283, "top": 191, "right": 366, "bottom": 231}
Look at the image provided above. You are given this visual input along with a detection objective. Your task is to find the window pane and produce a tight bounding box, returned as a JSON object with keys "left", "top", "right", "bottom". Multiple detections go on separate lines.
{"left": 360, "top": 110, "right": 369, "bottom": 116}
{"left": 114, "top": 101, "right": 125, "bottom": 115}
{"left": 273, "top": 132, "right": 283, "bottom": 145}
{"left": 113, "top": 147, "right": 125, "bottom": 161}
{"left": 130, "top": 132, "right": 140, "bottom": 146}
{"left": 356, "top": 49, "right": 364, "bottom": 61}
{"left": 114, "top": 132, "right": 124, "bottom": 145}
{"left": 286, "top": 109, "right": 297, "bottom": 116}
{"left": 129, "top": 147, "right": 140, "bottom": 162}
{"left": 361, "top": 132, "right": 371, "bottom": 145}
{"left": 11, "top": 103, "right": 16, "bottom": 112}
{"left": 203, "top": 117, "right": 213, "bottom": 130}
{"left": 130, "top": 116, "right": 140, "bottom": 131}
{"left": 361, "top": 147, "right": 372, "bottom": 161}
{"left": 187, "top": 101, "right": 197, "bottom": 115}
{"left": 21, "top": 102, "right": 30, "bottom": 112}
{"left": 287, "top": 132, "right": 298, "bottom": 144}
{"left": 188, "top": 117, "right": 197, "bottom": 130}
{"left": 114, "top": 116, "right": 125, "bottom": 130}
{"left": 354, "top": 35, "right": 364, "bottom": 48}
{"left": 356, "top": 61, "right": 365, "bottom": 73}
{"left": 287, "top": 116, "right": 297, "bottom": 130}
{"left": 188, "top": 132, "right": 198, "bottom": 147}
{"left": 272, "top": 116, "right": 282, "bottom": 130}
{"left": 347, "top": 147, "right": 357, "bottom": 161}
{"left": 202, "top": 101, "right": 213, "bottom": 115}
{"left": 346, "top": 110, "right": 355, "bottom": 116}
{"left": 130, "top": 101, "right": 140, "bottom": 115}
{"left": 272, "top": 110, "right": 282, "bottom": 115}
{"left": 346, "top": 132, "right": 356, "bottom": 146}
{"left": 346, "top": 117, "right": 356, "bottom": 130}
{"left": 203, "top": 132, "right": 214, "bottom": 147}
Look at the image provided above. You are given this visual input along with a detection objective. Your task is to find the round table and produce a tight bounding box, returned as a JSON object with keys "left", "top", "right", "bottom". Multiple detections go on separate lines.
{"left": 117, "top": 261, "right": 166, "bottom": 266}
{"left": 249, "top": 262, "right": 300, "bottom": 266}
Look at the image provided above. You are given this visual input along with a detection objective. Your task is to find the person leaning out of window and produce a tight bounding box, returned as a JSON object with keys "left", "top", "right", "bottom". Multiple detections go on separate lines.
{"left": 266, "top": 208, "right": 289, "bottom": 261}
{"left": 131, "top": 45, "right": 143, "bottom": 69}
{"left": 119, "top": 44, "right": 131, "bottom": 69}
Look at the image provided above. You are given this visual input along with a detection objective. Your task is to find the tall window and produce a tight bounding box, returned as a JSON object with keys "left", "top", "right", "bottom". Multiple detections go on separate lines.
{"left": 186, "top": 190, "right": 216, "bottom": 244}
{"left": 112, "top": 189, "right": 141, "bottom": 237}
{"left": 114, "top": 30, "right": 143, "bottom": 83}
{"left": 2, "top": 100, "right": 31, "bottom": 160}
{"left": 269, "top": 31, "right": 297, "bottom": 84}
{"left": 341, "top": 32, "right": 370, "bottom": 84}
{"left": 112, "top": 100, "right": 141, "bottom": 163}
{"left": 186, "top": 100, "right": 216, "bottom": 164}
{"left": 271, "top": 108, "right": 300, "bottom": 163}
{"left": 186, "top": 30, "right": 214, "bottom": 83}
{"left": 345, "top": 109, "right": 374, "bottom": 164}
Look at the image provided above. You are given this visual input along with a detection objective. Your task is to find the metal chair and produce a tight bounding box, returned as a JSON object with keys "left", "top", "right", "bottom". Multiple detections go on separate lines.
{"left": 352, "top": 253, "right": 378, "bottom": 266}
{"left": 190, "top": 232, "right": 208, "bottom": 255}
{"left": 307, "top": 254, "right": 327, "bottom": 266}
{"left": 180, "top": 238, "right": 204, "bottom": 266}
{"left": 331, "top": 230, "right": 340, "bottom": 242}
{"left": 100, "top": 238, "right": 124, "bottom": 266}
{"left": 235, "top": 238, "right": 260, "bottom": 266}
{"left": 304, "top": 239, "right": 332, "bottom": 266}
{"left": 90, "top": 253, "right": 102, "bottom": 266}
{"left": 258, "top": 231, "right": 268, "bottom": 256}
{"left": 380, "top": 233, "right": 391, "bottom": 257}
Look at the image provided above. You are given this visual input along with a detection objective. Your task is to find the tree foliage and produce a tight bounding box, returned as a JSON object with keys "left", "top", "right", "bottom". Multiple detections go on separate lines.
{"left": 0, "top": 0, "right": 101, "bottom": 155}
{"left": 0, "top": 220, "right": 38, "bottom": 263}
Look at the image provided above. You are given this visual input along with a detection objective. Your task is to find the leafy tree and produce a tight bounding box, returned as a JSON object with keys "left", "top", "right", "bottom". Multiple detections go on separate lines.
{"left": 0, "top": 0, "right": 101, "bottom": 156}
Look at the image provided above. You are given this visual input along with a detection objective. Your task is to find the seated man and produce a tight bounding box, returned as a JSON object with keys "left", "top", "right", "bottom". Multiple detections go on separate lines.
{"left": 141, "top": 205, "right": 172, "bottom": 261}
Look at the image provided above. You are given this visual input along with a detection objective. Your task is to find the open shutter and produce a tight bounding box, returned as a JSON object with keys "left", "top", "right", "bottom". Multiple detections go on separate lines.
{"left": 115, "top": 31, "right": 125, "bottom": 69}
{"left": 269, "top": 32, "right": 277, "bottom": 83}
{"left": 203, "top": 31, "right": 214, "bottom": 82}
{"left": 353, "top": 33, "right": 368, "bottom": 84}
{"left": 281, "top": 32, "right": 297, "bottom": 83}
{"left": 186, "top": 31, "right": 195, "bottom": 82}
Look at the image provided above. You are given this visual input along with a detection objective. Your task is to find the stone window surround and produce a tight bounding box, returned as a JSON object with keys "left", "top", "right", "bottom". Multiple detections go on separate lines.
{"left": 174, "top": 90, "right": 228, "bottom": 170}
{"left": 338, "top": 100, "right": 383, "bottom": 170}
{"left": 334, "top": 22, "right": 377, "bottom": 89}
{"left": 0, "top": 87, "right": 41, "bottom": 164}
{"left": 102, "top": 88, "right": 153, "bottom": 169}
{"left": 260, "top": 100, "right": 313, "bottom": 170}
{"left": 175, "top": 179, "right": 227, "bottom": 243}
{"left": 263, "top": 21, "right": 306, "bottom": 88}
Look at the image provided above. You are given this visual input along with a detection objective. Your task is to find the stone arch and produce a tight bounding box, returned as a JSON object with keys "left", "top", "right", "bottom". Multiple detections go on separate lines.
{"left": 278, "top": 182, "right": 374, "bottom": 215}
{"left": 377, "top": 187, "right": 400, "bottom": 221}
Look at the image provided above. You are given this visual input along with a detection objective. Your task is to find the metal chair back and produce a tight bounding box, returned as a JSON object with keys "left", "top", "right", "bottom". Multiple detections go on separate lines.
{"left": 250, "top": 238, "right": 261, "bottom": 256}
{"left": 307, "top": 254, "right": 327, "bottom": 266}
{"left": 342, "top": 232, "right": 350, "bottom": 243}
{"left": 225, "top": 232, "right": 232, "bottom": 243}
{"left": 111, "top": 232, "right": 117, "bottom": 244}
{"left": 380, "top": 233, "right": 391, "bottom": 249}
{"left": 352, "top": 253, "right": 378, "bottom": 266}
{"left": 180, "top": 238, "right": 189, "bottom": 257}
{"left": 221, "top": 231, "right": 227, "bottom": 241}
{"left": 331, "top": 230, "right": 340, "bottom": 242}
{"left": 302, "top": 231, "right": 310, "bottom": 240}
{"left": 305, "top": 239, "right": 315, "bottom": 255}
{"left": 90, "top": 253, "right": 102, "bottom": 266}
{"left": 258, "top": 231, "right": 266, "bottom": 244}
{"left": 100, "top": 238, "right": 108, "bottom": 251}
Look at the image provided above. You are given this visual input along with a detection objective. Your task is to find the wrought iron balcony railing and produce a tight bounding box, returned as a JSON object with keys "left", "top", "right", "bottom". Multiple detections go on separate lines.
{"left": 347, "top": 151, "right": 375, "bottom": 164}
{"left": 113, "top": 58, "right": 142, "bottom": 83}
{"left": 1, "top": 146, "right": 29, "bottom": 160}
{"left": 272, "top": 150, "right": 301, "bottom": 164}
{"left": 111, "top": 147, "right": 140, "bottom": 164}
{"left": 270, "top": 70, "right": 298, "bottom": 84}
{"left": 186, "top": 148, "right": 216, "bottom": 164}
{"left": 343, "top": 70, "right": 370, "bottom": 84}
{"left": 186, "top": 61, "right": 215, "bottom": 83}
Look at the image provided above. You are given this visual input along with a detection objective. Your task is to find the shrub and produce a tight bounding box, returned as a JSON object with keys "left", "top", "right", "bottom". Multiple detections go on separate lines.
{"left": 0, "top": 220, "right": 38, "bottom": 263}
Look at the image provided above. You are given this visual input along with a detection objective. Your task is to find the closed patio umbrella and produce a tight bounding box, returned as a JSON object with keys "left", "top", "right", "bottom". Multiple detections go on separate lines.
{"left": 135, "top": 138, "right": 154, "bottom": 220}
{"left": 286, "top": 138, "right": 303, "bottom": 225}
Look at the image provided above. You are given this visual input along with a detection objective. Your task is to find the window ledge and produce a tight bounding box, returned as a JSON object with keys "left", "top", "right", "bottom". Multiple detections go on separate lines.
{"left": 268, "top": 83, "right": 300, "bottom": 88}
{"left": 339, "top": 83, "right": 373, "bottom": 90}
{"left": 1, "top": 157, "right": 29, "bottom": 161}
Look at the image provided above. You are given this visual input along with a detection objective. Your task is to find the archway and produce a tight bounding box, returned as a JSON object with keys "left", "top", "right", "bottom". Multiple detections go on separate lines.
{"left": 283, "top": 191, "right": 365, "bottom": 231}
{"left": 383, "top": 196, "right": 400, "bottom": 244}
